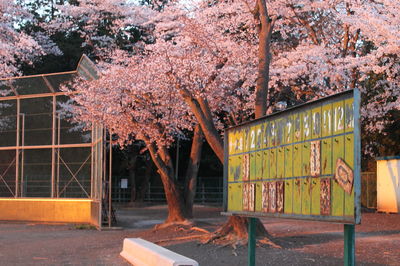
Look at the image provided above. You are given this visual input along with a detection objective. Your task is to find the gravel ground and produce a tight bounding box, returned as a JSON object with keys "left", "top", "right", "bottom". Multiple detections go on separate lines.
{"left": 0, "top": 205, "right": 399, "bottom": 265}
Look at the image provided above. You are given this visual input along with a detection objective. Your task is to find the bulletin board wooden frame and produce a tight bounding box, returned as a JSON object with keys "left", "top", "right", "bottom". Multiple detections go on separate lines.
{"left": 222, "top": 89, "right": 361, "bottom": 224}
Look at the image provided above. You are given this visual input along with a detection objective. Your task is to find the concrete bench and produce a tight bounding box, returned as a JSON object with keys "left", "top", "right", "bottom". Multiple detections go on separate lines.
{"left": 120, "top": 238, "right": 199, "bottom": 266}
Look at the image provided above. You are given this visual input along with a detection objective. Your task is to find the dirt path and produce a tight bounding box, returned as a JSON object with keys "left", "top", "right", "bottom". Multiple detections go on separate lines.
{"left": 0, "top": 205, "right": 398, "bottom": 265}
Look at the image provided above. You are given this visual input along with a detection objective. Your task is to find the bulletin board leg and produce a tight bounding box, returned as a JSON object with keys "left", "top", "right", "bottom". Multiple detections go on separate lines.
{"left": 344, "top": 224, "right": 355, "bottom": 266}
{"left": 248, "top": 217, "right": 256, "bottom": 266}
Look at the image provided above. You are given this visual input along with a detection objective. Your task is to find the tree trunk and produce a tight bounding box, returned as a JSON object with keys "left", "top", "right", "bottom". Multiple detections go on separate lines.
{"left": 172, "top": 0, "right": 275, "bottom": 241}
{"left": 129, "top": 171, "right": 136, "bottom": 202}
{"left": 179, "top": 88, "right": 268, "bottom": 240}
{"left": 204, "top": 0, "right": 275, "bottom": 242}
{"left": 136, "top": 157, "right": 153, "bottom": 202}
{"left": 255, "top": 0, "right": 276, "bottom": 118}
{"left": 127, "top": 153, "right": 138, "bottom": 203}
{"left": 215, "top": 216, "right": 268, "bottom": 240}
{"left": 159, "top": 171, "right": 187, "bottom": 223}
{"left": 145, "top": 138, "right": 188, "bottom": 223}
{"left": 184, "top": 124, "right": 204, "bottom": 218}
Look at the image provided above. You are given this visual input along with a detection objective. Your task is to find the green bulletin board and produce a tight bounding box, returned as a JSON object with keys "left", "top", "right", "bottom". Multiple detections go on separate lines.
{"left": 223, "top": 89, "right": 361, "bottom": 224}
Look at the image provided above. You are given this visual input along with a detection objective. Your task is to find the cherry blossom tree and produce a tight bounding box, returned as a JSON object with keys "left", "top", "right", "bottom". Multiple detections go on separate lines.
{"left": 188, "top": 0, "right": 400, "bottom": 157}
{"left": 137, "top": 4, "right": 264, "bottom": 238}
{"left": 55, "top": 0, "right": 255, "bottom": 225}
{"left": 49, "top": 0, "right": 156, "bottom": 59}
{"left": 265, "top": 0, "right": 400, "bottom": 133}
{"left": 58, "top": 0, "right": 260, "bottom": 239}
{"left": 58, "top": 0, "right": 399, "bottom": 235}
{"left": 271, "top": 1, "right": 400, "bottom": 159}
{"left": 0, "top": 1, "right": 62, "bottom": 130}
{"left": 0, "top": 1, "right": 59, "bottom": 78}
{"left": 126, "top": 0, "right": 400, "bottom": 237}
{"left": 63, "top": 52, "right": 208, "bottom": 222}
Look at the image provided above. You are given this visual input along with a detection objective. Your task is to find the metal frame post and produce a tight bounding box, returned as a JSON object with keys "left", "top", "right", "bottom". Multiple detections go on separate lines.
{"left": 101, "top": 127, "right": 107, "bottom": 188}
{"left": 248, "top": 217, "right": 256, "bottom": 266}
{"left": 344, "top": 224, "right": 355, "bottom": 266}
{"left": 223, "top": 131, "right": 228, "bottom": 211}
{"left": 20, "top": 114, "right": 25, "bottom": 197}
{"left": 93, "top": 125, "right": 98, "bottom": 199}
{"left": 175, "top": 137, "right": 180, "bottom": 180}
{"left": 15, "top": 99, "right": 20, "bottom": 197}
{"left": 108, "top": 130, "right": 112, "bottom": 227}
{"left": 57, "top": 115, "right": 60, "bottom": 197}
{"left": 51, "top": 95, "right": 56, "bottom": 197}
{"left": 99, "top": 126, "right": 104, "bottom": 227}
{"left": 354, "top": 88, "right": 362, "bottom": 223}
{"left": 90, "top": 123, "right": 94, "bottom": 198}
{"left": 95, "top": 125, "right": 99, "bottom": 200}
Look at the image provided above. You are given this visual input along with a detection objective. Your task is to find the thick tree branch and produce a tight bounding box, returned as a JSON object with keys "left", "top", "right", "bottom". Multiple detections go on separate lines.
{"left": 180, "top": 88, "right": 224, "bottom": 162}
{"left": 349, "top": 29, "right": 360, "bottom": 56}
{"left": 160, "top": 146, "right": 174, "bottom": 173}
{"left": 342, "top": 3, "right": 352, "bottom": 57}
{"left": 197, "top": 97, "right": 214, "bottom": 123}
{"left": 143, "top": 136, "right": 171, "bottom": 180}
{"left": 255, "top": 0, "right": 277, "bottom": 118}
{"left": 342, "top": 25, "right": 350, "bottom": 57}
{"left": 184, "top": 124, "right": 203, "bottom": 217}
{"left": 165, "top": 70, "right": 223, "bottom": 162}
{"left": 349, "top": 29, "right": 360, "bottom": 89}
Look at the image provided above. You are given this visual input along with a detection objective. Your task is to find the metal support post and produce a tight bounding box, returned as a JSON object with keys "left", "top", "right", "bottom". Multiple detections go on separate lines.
{"left": 175, "top": 137, "right": 180, "bottom": 180}
{"left": 100, "top": 128, "right": 106, "bottom": 196}
{"left": 15, "top": 99, "right": 20, "bottom": 197}
{"left": 20, "top": 114, "right": 25, "bottom": 196}
{"left": 51, "top": 95, "right": 56, "bottom": 197}
{"left": 248, "top": 217, "right": 256, "bottom": 266}
{"left": 90, "top": 123, "right": 94, "bottom": 198}
{"left": 344, "top": 224, "right": 355, "bottom": 266}
{"left": 57, "top": 115, "right": 60, "bottom": 197}
{"left": 108, "top": 130, "right": 112, "bottom": 227}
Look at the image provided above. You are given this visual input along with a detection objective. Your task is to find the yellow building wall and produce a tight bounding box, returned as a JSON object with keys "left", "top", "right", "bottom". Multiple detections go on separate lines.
{"left": 377, "top": 158, "right": 400, "bottom": 213}
{"left": 0, "top": 198, "right": 100, "bottom": 227}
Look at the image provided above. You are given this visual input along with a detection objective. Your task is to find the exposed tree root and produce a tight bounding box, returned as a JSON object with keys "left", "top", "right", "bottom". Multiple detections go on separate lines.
{"left": 190, "top": 226, "right": 210, "bottom": 234}
{"left": 152, "top": 222, "right": 212, "bottom": 244}
{"left": 151, "top": 217, "right": 281, "bottom": 249}
{"left": 153, "top": 219, "right": 193, "bottom": 231}
{"left": 154, "top": 234, "right": 207, "bottom": 244}
{"left": 202, "top": 216, "right": 279, "bottom": 248}
{"left": 258, "top": 237, "right": 282, "bottom": 249}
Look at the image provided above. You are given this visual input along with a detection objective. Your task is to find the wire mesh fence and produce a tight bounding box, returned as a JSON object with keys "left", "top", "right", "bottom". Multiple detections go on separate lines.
{"left": 0, "top": 65, "right": 103, "bottom": 200}
{"left": 112, "top": 173, "right": 377, "bottom": 208}
{"left": 112, "top": 176, "right": 223, "bottom": 205}
{"left": 0, "top": 55, "right": 111, "bottom": 228}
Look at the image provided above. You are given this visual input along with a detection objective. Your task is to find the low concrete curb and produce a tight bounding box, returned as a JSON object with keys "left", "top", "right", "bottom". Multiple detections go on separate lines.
{"left": 120, "top": 238, "right": 199, "bottom": 266}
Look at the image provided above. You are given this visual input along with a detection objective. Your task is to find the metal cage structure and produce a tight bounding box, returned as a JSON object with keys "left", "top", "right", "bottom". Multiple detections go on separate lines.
{"left": 0, "top": 55, "right": 108, "bottom": 228}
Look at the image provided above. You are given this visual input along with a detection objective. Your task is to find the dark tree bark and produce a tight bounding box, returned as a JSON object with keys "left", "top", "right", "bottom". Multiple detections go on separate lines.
{"left": 127, "top": 152, "right": 138, "bottom": 203}
{"left": 180, "top": 89, "right": 224, "bottom": 162}
{"left": 136, "top": 124, "right": 204, "bottom": 225}
{"left": 184, "top": 124, "right": 204, "bottom": 218}
{"left": 255, "top": 0, "right": 277, "bottom": 118}
{"left": 135, "top": 156, "right": 153, "bottom": 202}
{"left": 145, "top": 137, "right": 187, "bottom": 223}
